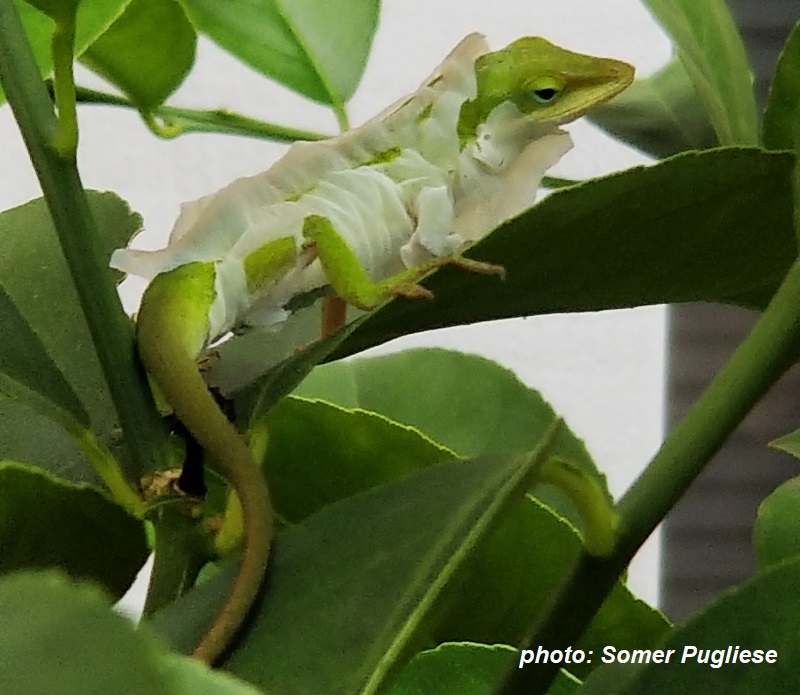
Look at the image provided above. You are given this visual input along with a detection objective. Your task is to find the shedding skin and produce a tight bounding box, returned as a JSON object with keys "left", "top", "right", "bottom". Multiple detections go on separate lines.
{"left": 128, "top": 36, "right": 634, "bottom": 664}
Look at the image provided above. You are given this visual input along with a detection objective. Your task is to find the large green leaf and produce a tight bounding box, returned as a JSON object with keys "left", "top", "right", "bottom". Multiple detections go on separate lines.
{"left": 769, "top": 427, "right": 800, "bottom": 459}
{"left": 763, "top": 19, "right": 800, "bottom": 151}
{"left": 753, "top": 475, "right": 800, "bottom": 571}
{"left": 388, "top": 643, "right": 580, "bottom": 695}
{"left": 433, "top": 497, "right": 668, "bottom": 679}
{"left": 581, "top": 556, "right": 800, "bottom": 693}
{"left": 151, "top": 441, "right": 555, "bottom": 693}
{"left": 262, "top": 396, "right": 455, "bottom": 523}
{"left": 215, "top": 149, "right": 794, "bottom": 430}
{"left": 0, "top": 571, "right": 171, "bottom": 694}
{"left": 0, "top": 571, "right": 262, "bottom": 695}
{"left": 80, "top": 0, "right": 196, "bottom": 110}
{"left": 179, "top": 0, "right": 379, "bottom": 109}
{"left": 640, "top": 0, "right": 758, "bottom": 145}
{"left": 240, "top": 392, "right": 666, "bottom": 680}
{"left": 0, "top": 192, "right": 142, "bottom": 483}
{"left": 0, "top": 462, "right": 147, "bottom": 598}
{"left": 332, "top": 148, "right": 794, "bottom": 359}
{"left": 294, "top": 349, "right": 611, "bottom": 528}
{"left": 588, "top": 59, "right": 716, "bottom": 158}
{"left": 0, "top": 283, "right": 88, "bottom": 431}
{"left": 162, "top": 659, "right": 265, "bottom": 695}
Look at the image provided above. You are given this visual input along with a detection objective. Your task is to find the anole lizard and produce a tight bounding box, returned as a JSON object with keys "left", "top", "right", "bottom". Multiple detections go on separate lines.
{"left": 115, "top": 34, "right": 633, "bottom": 663}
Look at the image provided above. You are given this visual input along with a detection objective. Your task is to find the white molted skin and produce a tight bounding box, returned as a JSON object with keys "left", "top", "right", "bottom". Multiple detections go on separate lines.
{"left": 111, "top": 34, "right": 573, "bottom": 340}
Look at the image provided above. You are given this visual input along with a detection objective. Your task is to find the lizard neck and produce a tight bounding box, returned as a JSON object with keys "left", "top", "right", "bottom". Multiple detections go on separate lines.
{"left": 456, "top": 49, "right": 511, "bottom": 149}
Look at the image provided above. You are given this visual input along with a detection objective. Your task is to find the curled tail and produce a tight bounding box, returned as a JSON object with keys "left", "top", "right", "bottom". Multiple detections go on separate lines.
{"left": 137, "top": 262, "right": 273, "bottom": 663}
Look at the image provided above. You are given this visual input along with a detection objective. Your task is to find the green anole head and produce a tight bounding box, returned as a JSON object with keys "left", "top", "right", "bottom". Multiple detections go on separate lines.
{"left": 458, "top": 37, "right": 635, "bottom": 146}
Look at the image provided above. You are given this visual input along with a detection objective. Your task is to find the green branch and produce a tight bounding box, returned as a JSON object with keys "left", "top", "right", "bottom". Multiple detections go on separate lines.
{"left": 0, "top": 0, "right": 168, "bottom": 480}
{"left": 50, "top": 7, "right": 78, "bottom": 157}
{"left": 143, "top": 504, "right": 209, "bottom": 617}
{"left": 70, "top": 84, "right": 332, "bottom": 143}
{"left": 500, "top": 251, "right": 800, "bottom": 694}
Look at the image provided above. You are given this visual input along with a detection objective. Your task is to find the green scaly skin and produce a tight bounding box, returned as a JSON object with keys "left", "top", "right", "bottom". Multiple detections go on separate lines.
{"left": 137, "top": 262, "right": 273, "bottom": 664}
{"left": 131, "top": 38, "right": 634, "bottom": 663}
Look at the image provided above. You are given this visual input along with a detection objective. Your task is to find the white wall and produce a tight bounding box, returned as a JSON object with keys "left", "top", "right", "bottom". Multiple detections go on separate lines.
{"left": 0, "top": 0, "right": 671, "bottom": 606}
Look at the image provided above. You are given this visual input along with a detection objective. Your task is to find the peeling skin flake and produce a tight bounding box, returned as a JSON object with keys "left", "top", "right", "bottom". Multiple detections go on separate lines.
{"left": 111, "top": 34, "right": 572, "bottom": 339}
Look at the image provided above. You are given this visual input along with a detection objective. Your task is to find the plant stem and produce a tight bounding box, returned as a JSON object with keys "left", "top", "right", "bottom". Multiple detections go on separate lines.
{"left": 143, "top": 504, "right": 208, "bottom": 617}
{"left": 499, "top": 253, "right": 800, "bottom": 694}
{"left": 50, "top": 7, "right": 78, "bottom": 157}
{"left": 70, "top": 84, "right": 331, "bottom": 143}
{"left": 0, "top": 0, "right": 168, "bottom": 478}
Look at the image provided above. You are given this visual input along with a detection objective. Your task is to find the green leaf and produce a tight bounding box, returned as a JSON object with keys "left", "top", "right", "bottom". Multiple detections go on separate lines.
{"left": 388, "top": 643, "right": 580, "bottom": 695}
{"left": 0, "top": 462, "right": 147, "bottom": 598}
{"left": 640, "top": 0, "right": 758, "bottom": 145}
{"left": 238, "top": 389, "right": 666, "bottom": 680}
{"left": 333, "top": 148, "right": 794, "bottom": 359}
{"left": 770, "top": 428, "right": 800, "bottom": 459}
{"left": 0, "top": 282, "right": 88, "bottom": 431}
{"left": 753, "top": 476, "right": 800, "bottom": 570}
{"left": 216, "top": 150, "right": 793, "bottom": 446}
{"left": 162, "top": 657, "right": 265, "bottom": 695}
{"left": 0, "top": 570, "right": 262, "bottom": 694}
{"left": 585, "top": 556, "right": 800, "bottom": 693}
{"left": 294, "top": 348, "right": 611, "bottom": 528}
{"left": 80, "top": 0, "right": 196, "bottom": 110}
{"left": 0, "top": 193, "right": 142, "bottom": 483}
{"left": 151, "top": 439, "right": 556, "bottom": 693}
{"left": 763, "top": 20, "right": 800, "bottom": 151}
{"left": 0, "top": 571, "right": 172, "bottom": 695}
{"left": 432, "top": 498, "right": 669, "bottom": 679}
{"left": 588, "top": 59, "right": 717, "bottom": 158}
{"left": 3, "top": 0, "right": 130, "bottom": 105}
{"left": 179, "top": 0, "right": 379, "bottom": 109}
{"left": 263, "top": 397, "right": 456, "bottom": 523}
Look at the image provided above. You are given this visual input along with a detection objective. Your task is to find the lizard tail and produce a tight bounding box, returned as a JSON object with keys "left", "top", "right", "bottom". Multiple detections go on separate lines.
{"left": 137, "top": 263, "right": 273, "bottom": 663}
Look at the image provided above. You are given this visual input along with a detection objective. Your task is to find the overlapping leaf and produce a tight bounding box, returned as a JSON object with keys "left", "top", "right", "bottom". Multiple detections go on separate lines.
{"left": 80, "top": 0, "right": 196, "bottom": 110}
{"left": 581, "top": 556, "right": 800, "bottom": 693}
{"left": 388, "top": 643, "right": 580, "bottom": 695}
{"left": 763, "top": 19, "right": 800, "bottom": 151}
{"left": 151, "top": 439, "right": 555, "bottom": 693}
{"left": 0, "top": 193, "right": 141, "bottom": 482}
{"left": 0, "top": 462, "right": 147, "bottom": 598}
{"left": 294, "top": 349, "right": 611, "bottom": 527}
{"left": 179, "top": 0, "right": 379, "bottom": 109}
{"left": 641, "top": 0, "right": 758, "bottom": 145}
{"left": 753, "top": 475, "right": 800, "bottom": 570}
{"left": 333, "top": 148, "right": 794, "bottom": 358}
{"left": 0, "top": 571, "right": 261, "bottom": 694}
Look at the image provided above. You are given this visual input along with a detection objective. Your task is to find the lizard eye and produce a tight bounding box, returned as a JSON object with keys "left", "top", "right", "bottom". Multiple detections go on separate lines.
{"left": 525, "top": 76, "right": 564, "bottom": 105}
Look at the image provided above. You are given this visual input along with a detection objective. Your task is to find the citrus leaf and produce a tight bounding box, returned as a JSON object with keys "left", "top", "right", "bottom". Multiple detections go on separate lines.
{"left": 753, "top": 476, "right": 800, "bottom": 570}
{"left": 151, "top": 436, "right": 556, "bottom": 693}
{"left": 641, "top": 0, "right": 758, "bottom": 145}
{"left": 763, "top": 19, "right": 800, "bottom": 151}
{"left": 179, "top": 0, "right": 379, "bottom": 108}
{"left": 80, "top": 0, "right": 196, "bottom": 110}
{"left": 0, "top": 462, "right": 147, "bottom": 598}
